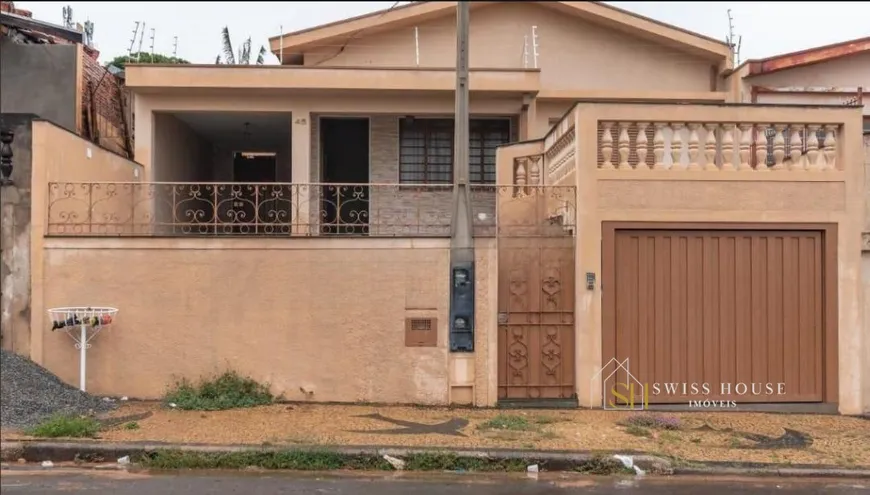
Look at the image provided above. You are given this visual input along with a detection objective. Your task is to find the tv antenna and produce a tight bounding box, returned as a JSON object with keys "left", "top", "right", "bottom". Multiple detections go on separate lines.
{"left": 149, "top": 28, "right": 156, "bottom": 59}
{"left": 172, "top": 36, "right": 178, "bottom": 58}
{"left": 136, "top": 22, "right": 146, "bottom": 62}
{"left": 127, "top": 22, "right": 140, "bottom": 57}
{"left": 83, "top": 19, "right": 94, "bottom": 47}
{"left": 726, "top": 9, "right": 742, "bottom": 65}
{"left": 62, "top": 6, "right": 73, "bottom": 29}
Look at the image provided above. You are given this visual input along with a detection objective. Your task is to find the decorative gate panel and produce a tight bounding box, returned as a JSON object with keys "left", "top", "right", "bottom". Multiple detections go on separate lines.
{"left": 496, "top": 179, "right": 576, "bottom": 401}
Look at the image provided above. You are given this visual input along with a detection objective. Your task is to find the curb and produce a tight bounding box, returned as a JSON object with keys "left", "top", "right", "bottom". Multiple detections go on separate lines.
{"left": 673, "top": 466, "right": 870, "bottom": 479}
{"left": 2, "top": 440, "right": 868, "bottom": 478}
{"left": 0, "top": 441, "right": 669, "bottom": 473}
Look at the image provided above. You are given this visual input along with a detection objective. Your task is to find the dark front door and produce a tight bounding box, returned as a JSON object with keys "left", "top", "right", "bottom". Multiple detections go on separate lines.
{"left": 233, "top": 154, "right": 277, "bottom": 183}
{"left": 226, "top": 152, "right": 278, "bottom": 235}
{"left": 320, "top": 118, "right": 369, "bottom": 235}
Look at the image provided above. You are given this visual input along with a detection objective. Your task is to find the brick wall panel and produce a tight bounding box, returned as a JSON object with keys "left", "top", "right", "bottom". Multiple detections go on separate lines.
{"left": 81, "top": 50, "right": 129, "bottom": 157}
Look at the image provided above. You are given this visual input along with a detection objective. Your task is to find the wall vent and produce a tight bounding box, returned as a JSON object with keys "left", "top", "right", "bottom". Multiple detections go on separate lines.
{"left": 405, "top": 317, "right": 437, "bottom": 347}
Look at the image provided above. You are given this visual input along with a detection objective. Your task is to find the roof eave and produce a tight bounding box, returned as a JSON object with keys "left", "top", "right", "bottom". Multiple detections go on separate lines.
{"left": 745, "top": 36, "right": 870, "bottom": 76}
{"left": 0, "top": 10, "right": 83, "bottom": 44}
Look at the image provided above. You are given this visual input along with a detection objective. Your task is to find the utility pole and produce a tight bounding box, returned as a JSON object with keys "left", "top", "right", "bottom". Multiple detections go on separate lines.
{"left": 448, "top": 0, "right": 474, "bottom": 353}
{"left": 451, "top": 0, "right": 471, "bottom": 249}
{"left": 172, "top": 36, "right": 178, "bottom": 58}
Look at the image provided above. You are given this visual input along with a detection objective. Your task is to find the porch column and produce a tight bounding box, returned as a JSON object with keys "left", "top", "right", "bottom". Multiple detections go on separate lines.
{"left": 519, "top": 94, "right": 537, "bottom": 141}
{"left": 291, "top": 109, "right": 311, "bottom": 235}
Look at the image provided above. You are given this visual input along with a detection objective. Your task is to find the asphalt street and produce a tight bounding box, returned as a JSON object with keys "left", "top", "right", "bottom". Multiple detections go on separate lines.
{"left": 1, "top": 468, "right": 869, "bottom": 494}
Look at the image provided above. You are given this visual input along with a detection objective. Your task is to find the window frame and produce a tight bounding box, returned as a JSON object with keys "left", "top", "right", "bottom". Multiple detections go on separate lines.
{"left": 398, "top": 117, "right": 511, "bottom": 185}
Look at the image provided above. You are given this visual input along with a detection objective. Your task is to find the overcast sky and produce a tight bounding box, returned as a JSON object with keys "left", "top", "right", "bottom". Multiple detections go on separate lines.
{"left": 16, "top": 1, "right": 870, "bottom": 65}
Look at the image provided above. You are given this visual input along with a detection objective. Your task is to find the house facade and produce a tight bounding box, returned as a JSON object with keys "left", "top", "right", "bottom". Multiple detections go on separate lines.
{"left": 19, "top": 1, "right": 867, "bottom": 414}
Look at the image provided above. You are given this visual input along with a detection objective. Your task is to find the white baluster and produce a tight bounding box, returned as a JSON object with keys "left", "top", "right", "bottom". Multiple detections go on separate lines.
{"left": 515, "top": 158, "right": 527, "bottom": 185}
{"left": 600, "top": 122, "right": 614, "bottom": 170}
{"left": 704, "top": 123, "right": 718, "bottom": 171}
{"left": 687, "top": 123, "right": 701, "bottom": 171}
{"left": 721, "top": 123, "right": 735, "bottom": 171}
{"left": 754, "top": 124, "right": 769, "bottom": 172}
{"left": 653, "top": 123, "right": 666, "bottom": 170}
{"left": 789, "top": 127, "right": 804, "bottom": 171}
{"left": 636, "top": 122, "right": 649, "bottom": 170}
{"left": 823, "top": 124, "right": 837, "bottom": 171}
{"left": 617, "top": 122, "right": 630, "bottom": 170}
{"left": 806, "top": 125, "right": 821, "bottom": 172}
{"left": 737, "top": 123, "right": 752, "bottom": 171}
{"left": 528, "top": 155, "right": 541, "bottom": 185}
{"left": 670, "top": 123, "right": 684, "bottom": 170}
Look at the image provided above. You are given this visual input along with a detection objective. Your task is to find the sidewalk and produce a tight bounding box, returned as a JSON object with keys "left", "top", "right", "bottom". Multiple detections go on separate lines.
{"left": 2, "top": 402, "right": 868, "bottom": 472}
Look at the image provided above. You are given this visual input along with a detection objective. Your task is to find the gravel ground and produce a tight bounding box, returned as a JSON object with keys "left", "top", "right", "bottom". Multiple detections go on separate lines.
{"left": 35, "top": 402, "right": 866, "bottom": 467}
{"left": 0, "top": 350, "right": 114, "bottom": 429}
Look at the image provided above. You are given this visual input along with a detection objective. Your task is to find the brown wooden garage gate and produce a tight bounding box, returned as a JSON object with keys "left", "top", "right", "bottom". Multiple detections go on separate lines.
{"left": 602, "top": 223, "right": 838, "bottom": 405}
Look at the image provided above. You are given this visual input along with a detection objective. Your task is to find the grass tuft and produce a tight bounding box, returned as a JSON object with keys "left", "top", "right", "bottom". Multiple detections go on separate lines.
{"left": 164, "top": 371, "right": 275, "bottom": 411}
{"left": 138, "top": 450, "right": 530, "bottom": 472}
{"left": 574, "top": 455, "right": 634, "bottom": 475}
{"left": 619, "top": 413, "right": 681, "bottom": 431}
{"left": 25, "top": 414, "right": 101, "bottom": 438}
{"left": 625, "top": 424, "right": 651, "bottom": 437}
{"left": 477, "top": 414, "right": 536, "bottom": 431}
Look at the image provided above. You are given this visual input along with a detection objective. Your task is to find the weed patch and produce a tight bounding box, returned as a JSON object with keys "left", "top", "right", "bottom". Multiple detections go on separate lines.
{"left": 164, "top": 371, "right": 275, "bottom": 411}
{"left": 625, "top": 425, "right": 651, "bottom": 437}
{"left": 24, "top": 415, "right": 101, "bottom": 438}
{"left": 404, "top": 453, "right": 527, "bottom": 472}
{"left": 478, "top": 414, "right": 536, "bottom": 432}
{"left": 138, "top": 450, "right": 530, "bottom": 472}
{"left": 619, "top": 414, "right": 681, "bottom": 431}
{"left": 532, "top": 415, "right": 565, "bottom": 425}
{"left": 658, "top": 431, "right": 680, "bottom": 443}
{"left": 574, "top": 455, "right": 634, "bottom": 475}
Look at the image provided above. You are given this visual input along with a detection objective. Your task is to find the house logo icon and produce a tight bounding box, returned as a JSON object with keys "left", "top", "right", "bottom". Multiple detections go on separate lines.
{"left": 590, "top": 358, "right": 646, "bottom": 410}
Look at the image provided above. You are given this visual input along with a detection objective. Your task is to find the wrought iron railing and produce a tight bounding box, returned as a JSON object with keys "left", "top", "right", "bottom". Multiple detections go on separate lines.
{"left": 45, "top": 182, "right": 576, "bottom": 238}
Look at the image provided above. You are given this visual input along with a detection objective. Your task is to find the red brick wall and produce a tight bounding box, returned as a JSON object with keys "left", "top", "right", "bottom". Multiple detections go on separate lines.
{"left": 81, "top": 47, "right": 130, "bottom": 157}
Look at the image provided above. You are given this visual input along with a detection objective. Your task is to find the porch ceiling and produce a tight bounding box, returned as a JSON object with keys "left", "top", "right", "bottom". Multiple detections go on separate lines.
{"left": 124, "top": 65, "right": 540, "bottom": 95}
{"left": 170, "top": 111, "right": 291, "bottom": 149}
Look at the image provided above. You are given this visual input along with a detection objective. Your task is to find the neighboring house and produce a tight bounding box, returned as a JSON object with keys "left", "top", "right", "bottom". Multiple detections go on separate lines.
{"left": 728, "top": 36, "right": 870, "bottom": 414}
{"left": 0, "top": 1, "right": 132, "bottom": 157}
{"left": 0, "top": 2, "right": 135, "bottom": 356}
{"left": 14, "top": 2, "right": 867, "bottom": 414}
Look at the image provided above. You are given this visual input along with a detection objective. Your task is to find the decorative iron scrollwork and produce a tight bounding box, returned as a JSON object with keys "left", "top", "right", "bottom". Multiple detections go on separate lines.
{"left": 45, "top": 182, "right": 575, "bottom": 238}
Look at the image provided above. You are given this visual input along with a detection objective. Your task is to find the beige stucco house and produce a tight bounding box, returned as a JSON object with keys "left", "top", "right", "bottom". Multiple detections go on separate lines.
{"left": 21, "top": 2, "right": 866, "bottom": 414}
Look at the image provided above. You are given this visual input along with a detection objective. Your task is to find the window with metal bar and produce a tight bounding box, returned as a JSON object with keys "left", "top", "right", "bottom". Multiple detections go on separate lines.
{"left": 399, "top": 118, "right": 510, "bottom": 184}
